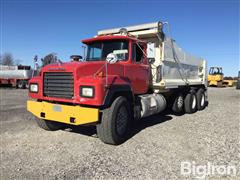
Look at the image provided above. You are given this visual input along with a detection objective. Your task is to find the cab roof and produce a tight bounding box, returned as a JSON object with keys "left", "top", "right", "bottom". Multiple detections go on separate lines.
{"left": 82, "top": 35, "right": 145, "bottom": 44}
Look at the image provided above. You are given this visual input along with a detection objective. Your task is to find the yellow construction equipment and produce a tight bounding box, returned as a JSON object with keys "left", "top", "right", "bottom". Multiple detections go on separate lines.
{"left": 208, "top": 67, "right": 224, "bottom": 87}
{"left": 223, "top": 79, "right": 235, "bottom": 87}
{"left": 208, "top": 67, "right": 235, "bottom": 87}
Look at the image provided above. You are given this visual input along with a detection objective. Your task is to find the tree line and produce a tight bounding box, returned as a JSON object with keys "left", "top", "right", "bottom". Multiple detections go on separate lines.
{"left": 0, "top": 52, "right": 58, "bottom": 67}
{"left": 0, "top": 53, "right": 21, "bottom": 66}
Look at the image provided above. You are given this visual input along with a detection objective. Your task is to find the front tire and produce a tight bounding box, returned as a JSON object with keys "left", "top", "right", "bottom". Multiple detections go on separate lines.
{"left": 184, "top": 91, "right": 197, "bottom": 114}
{"left": 97, "top": 96, "right": 132, "bottom": 145}
{"left": 35, "top": 118, "right": 63, "bottom": 131}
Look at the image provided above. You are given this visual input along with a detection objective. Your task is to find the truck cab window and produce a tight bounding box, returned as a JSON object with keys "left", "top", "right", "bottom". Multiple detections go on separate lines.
{"left": 89, "top": 43, "right": 102, "bottom": 60}
{"left": 132, "top": 44, "right": 144, "bottom": 62}
{"left": 86, "top": 40, "right": 128, "bottom": 61}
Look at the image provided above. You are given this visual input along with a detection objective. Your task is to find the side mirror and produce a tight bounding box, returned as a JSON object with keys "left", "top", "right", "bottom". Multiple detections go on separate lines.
{"left": 106, "top": 53, "right": 118, "bottom": 64}
{"left": 70, "top": 55, "right": 82, "bottom": 62}
{"left": 148, "top": 58, "right": 155, "bottom": 64}
{"left": 147, "top": 42, "right": 155, "bottom": 62}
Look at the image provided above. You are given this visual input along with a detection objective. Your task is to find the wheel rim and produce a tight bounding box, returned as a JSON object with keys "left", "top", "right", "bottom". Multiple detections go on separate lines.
{"left": 192, "top": 95, "right": 196, "bottom": 109}
{"left": 18, "top": 83, "right": 23, "bottom": 88}
{"left": 200, "top": 94, "right": 205, "bottom": 107}
{"left": 116, "top": 106, "right": 128, "bottom": 136}
{"left": 177, "top": 96, "right": 184, "bottom": 108}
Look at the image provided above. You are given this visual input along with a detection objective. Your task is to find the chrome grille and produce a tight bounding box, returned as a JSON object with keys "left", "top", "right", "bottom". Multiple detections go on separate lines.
{"left": 43, "top": 72, "right": 74, "bottom": 99}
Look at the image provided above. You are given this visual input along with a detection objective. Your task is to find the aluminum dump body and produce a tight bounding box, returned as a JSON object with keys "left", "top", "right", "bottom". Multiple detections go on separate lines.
{"left": 98, "top": 21, "right": 207, "bottom": 89}
{"left": 154, "top": 37, "right": 207, "bottom": 88}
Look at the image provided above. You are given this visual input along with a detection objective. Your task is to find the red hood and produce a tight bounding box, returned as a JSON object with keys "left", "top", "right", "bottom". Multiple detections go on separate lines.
{"left": 41, "top": 61, "right": 124, "bottom": 79}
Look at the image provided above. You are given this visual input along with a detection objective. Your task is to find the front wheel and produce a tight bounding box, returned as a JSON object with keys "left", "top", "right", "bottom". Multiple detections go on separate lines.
{"left": 97, "top": 96, "right": 132, "bottom": 145}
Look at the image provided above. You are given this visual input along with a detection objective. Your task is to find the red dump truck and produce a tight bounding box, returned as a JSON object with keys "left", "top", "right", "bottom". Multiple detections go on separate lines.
{"left": 27, "top": 21, "right": 208, "bottom": 145}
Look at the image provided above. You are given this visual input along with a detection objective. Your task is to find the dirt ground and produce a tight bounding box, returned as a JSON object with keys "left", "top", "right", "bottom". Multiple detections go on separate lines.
{"left": 0, "top": 87, "right": 239, "bottom": 179}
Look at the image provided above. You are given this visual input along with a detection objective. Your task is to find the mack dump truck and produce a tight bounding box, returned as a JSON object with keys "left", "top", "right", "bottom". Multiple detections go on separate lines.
{"left": 27, "top": 21, "right": 208, "bottom": 145}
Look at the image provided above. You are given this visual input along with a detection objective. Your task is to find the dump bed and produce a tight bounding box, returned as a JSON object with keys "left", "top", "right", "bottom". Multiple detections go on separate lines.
{"left": 98, "top": 21, "right": 207, "bottom": 90}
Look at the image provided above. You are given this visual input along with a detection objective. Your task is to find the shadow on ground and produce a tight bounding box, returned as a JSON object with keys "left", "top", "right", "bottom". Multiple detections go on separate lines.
{"left": 65, "top": 110, "right": 179, "bottom": 142}
{"left": 0, "top": 85, "right": 14, "bottom": 88}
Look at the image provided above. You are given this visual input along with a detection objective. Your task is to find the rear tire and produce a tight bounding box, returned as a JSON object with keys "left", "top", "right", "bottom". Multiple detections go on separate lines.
{"left": 172, "top": 94, "right": 184, "bottom": 113}
{"left": 25, "top": 82, "right": 29, "bottom": 89}
{"left": 184, "top": 91, "right": 197, "bottom": 114}
{"left": 97, "top": 96, "right": 132, "bottom": 145}
{"left": 35, "top": 118, "right": 63, "bottom": 131}
{"left": 17, "top": 80, "right": 25, "bottom": 89}
{"left": 196, "top": 88, "right": 206, "bottom": 110}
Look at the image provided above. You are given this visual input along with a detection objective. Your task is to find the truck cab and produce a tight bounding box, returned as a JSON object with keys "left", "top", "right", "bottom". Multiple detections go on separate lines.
{"left": 27, "top": 34, "right": 152, "bottom": 144}
{"left": 82, "top": 35, "right": 150, "bottom": 95}
{"left": 28, "top": 35, "right": 150, "bottom": 106}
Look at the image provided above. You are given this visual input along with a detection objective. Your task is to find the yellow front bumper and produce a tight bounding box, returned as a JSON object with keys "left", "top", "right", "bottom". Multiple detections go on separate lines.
{"left": 27, "top": 100, "right": 99, "bottom": 125}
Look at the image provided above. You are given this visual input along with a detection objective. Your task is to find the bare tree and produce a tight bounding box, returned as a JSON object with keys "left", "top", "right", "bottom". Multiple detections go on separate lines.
{"left": 15, "top": 59, "right": 22, "bottom": 65}
{"left": 41, "top": 53, "right": 58, "bottom": 67}
{"left": 0, "top": 53, "right": 14, "bottom": 65}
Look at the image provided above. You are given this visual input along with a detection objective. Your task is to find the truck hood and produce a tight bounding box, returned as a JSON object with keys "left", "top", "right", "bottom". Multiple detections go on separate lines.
{"left": 41, "top": 61, "right": 124, "bottom": 79}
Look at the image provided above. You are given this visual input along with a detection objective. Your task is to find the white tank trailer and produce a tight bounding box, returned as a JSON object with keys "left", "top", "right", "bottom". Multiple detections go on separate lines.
{"left": 0, "top": 65, "right": 34, "bottom": 88}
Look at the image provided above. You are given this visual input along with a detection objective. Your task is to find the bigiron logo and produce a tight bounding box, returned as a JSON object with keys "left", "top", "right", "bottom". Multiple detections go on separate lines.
{"left": 180, "top": 161, "right": 238, "bottom": 179}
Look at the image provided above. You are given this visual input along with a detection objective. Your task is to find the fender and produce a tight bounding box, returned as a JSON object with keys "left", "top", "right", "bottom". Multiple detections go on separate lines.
{"left": 103, "top": 84, "right": 134, "bottom": 107}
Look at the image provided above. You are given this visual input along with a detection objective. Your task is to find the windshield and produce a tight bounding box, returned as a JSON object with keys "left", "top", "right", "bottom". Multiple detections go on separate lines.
{"left": 209, "top": 67, "right": 222, "bottom": 75}
{"left": 86, "top": 40, "right": 129, "bottom": 61}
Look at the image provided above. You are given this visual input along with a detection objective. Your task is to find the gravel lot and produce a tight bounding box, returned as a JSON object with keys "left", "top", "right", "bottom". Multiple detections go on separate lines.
{"left": 0, "top": 87, "right": 239, "bottom": 179}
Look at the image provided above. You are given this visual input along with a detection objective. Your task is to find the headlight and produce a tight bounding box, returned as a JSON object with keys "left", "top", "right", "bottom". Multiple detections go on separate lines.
{"left": 80, "top": 86, "right": 94, "bottom": 98}
{"left": 29, "top": 84, "right": 38, "bottom": 93}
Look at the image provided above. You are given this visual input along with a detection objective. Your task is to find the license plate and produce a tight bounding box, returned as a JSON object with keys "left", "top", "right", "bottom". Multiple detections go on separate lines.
{"left": 52, "top": 105, "right": 62, "bottom": 112}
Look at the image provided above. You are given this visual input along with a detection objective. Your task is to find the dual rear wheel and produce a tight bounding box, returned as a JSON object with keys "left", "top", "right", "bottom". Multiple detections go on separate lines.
{"left": 172, "top": 88, "right": 206, "bottom": 114}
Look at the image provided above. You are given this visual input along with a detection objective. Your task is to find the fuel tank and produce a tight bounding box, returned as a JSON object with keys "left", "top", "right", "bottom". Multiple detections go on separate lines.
{"left": 140, "top": 93, "right": 166, "bottom": 118}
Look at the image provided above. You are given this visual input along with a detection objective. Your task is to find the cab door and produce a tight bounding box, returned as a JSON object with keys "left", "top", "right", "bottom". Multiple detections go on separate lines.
{"left": 124, "top": 42, "right": 150, "bottom": 94}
